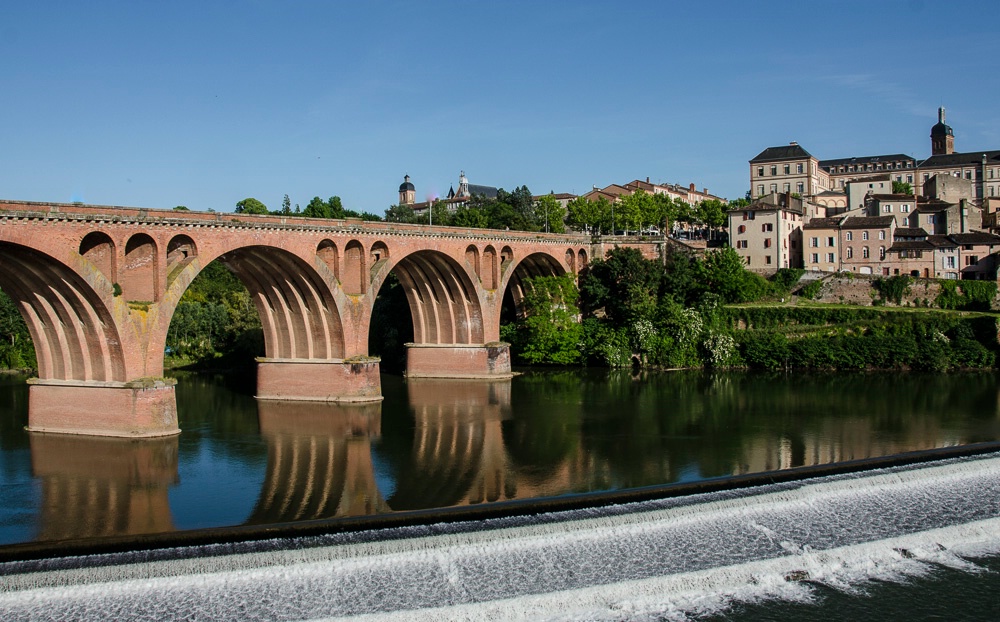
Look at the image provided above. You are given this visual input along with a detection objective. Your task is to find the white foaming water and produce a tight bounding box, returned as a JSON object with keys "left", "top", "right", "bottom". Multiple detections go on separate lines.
{"left": 2, "top": 454, "right": 1000, "bottom": 621}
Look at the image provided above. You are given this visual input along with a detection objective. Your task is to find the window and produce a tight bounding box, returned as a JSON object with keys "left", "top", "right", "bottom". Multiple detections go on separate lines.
{"left": 827, "top": 253, "right": 835, "bottom": 263}
{"left": 827, "top": 237, "right": 835, "bottom": 247}
{"left": 862, "top": 231, "right": 869, "bottom": 241}
{"left": 796, "top": 182, "right": 804, "bottom": 193}
{"left": 923, "top": 174, "right": 929, "bottom": 182}
{"left": 901, "top": 204, "right": 910, "bottom": 213}
{"left": 927, "top": 215, "right": 936, "bottom": 225}
{"left": 770, "top": 166, "right": 777, "bottom": 176}
{"left": 967, "top": 255, "right": 979, "bottom": 266}
{"left": 907, "top": 174, "right": 913, "bottom": 183}
{"left": 863, "top": 247, "right": 870, "bottom": 258}
{"left": 878, "top": 231, "right": 885, "bottom": 240}
{"left": 762, "top": 223, "right": 773, "bottom": 232}
{"left": 737, "top": 225, "right": 746, "bottom": 234}
{"left": 847, "top": 247, "right": 853, "bottom": 258}
{"left": 765, "top": 255, "right": 772, "bottom": 265}
{"left": 946, "top": 256, "right": 956, "bottom": 269}
{"left": 757, "top": 185, "right": 764, "bottom": 196}
{"left": 811, "top": 253, "right": 819, "bottom": 263}
{"left": 879, "top": 246, "right": 885, "bottom": 260}
{"left": 783, "top": 183, "right": 790, "bottom": 193}
{"left": 846, "top": 232, "right": 853, "bottom": 241}
{"left": 764, "top": 238, "right": 772, "bottom": 248}
{"left": 966, "top": 171, "right": 973, "bottom": 180}
{"left": 884, "top": 205, "right": 892, "bottom": 213}
{"left": 758, "top": 167, "right": 764, "bottom": 177}
{"left": 770, "top": 183, "right": 777, "bottom": 193}
{"left": 783, "top": 165, "right": 790, "bottom": 175}
{"left": 796, "top": 164, "right": 803, "bottom": 174}
{"left": 737, "top": 240, "right": 748, "bottom": 249}
{"left": 810, "top": 237, "right": 819, "bottom": 248}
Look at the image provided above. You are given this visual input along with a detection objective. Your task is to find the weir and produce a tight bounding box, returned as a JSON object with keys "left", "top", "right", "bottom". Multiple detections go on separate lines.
{"left": 2, "top": 453, "right": 999, "bottom": 620}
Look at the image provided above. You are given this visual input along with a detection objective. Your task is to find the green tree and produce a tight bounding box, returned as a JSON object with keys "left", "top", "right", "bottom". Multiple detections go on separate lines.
{"left": 385, "top": 203, "right": 417, "bottom": 223}
{"left": 173, "top": 205, "right": 190, "bottom": 211}
{"left": 534, "top": 194, "right": 566, "bottom": 233}
{"left": 566, "top": 196, "right": 609, "bottom": 233}
{"left": 696, "top": 199, "right": 728, "bottom": 230}
{"left": 450, "top": 205, "right": 489, "bottom": 228}
{"left": 506, "top": 274, "right": 582, "bottom": 365}
{"left": 235, "top": 197, "right": 269, "bottom": 214}
{"left": 281, "top": 194, "right": 292, "bottom": 215}
{"left": 579, "top": 247, "right": 664, "bottom": 326}
{"left": 697, "top": 247, "right": 769, "bottom": 303}
{"left": 892, "top": 181, "right": 914, "bottom": 195}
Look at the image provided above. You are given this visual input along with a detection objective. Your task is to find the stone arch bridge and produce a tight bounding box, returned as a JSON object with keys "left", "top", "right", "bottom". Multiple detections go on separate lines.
{"left": 0, "top": 200, "right": 666, "bottom": 437}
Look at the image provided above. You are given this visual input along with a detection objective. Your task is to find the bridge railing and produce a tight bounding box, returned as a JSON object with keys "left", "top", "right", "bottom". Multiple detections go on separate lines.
{"left": 0, "top": 200, "right": 591, "bottom": 242}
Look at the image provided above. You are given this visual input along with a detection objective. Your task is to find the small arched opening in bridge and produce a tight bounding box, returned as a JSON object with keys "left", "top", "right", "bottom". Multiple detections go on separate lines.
{"left": 79, "top": 232, "right": 117, "bottom": 285}
{"left": 166, "top": 235, "right": 197, "bottom": 277}
{"left": 368, "top": 251, "right": 484, "bottom": 373}
{"left": 500, "top": 251, "right": 568, "bottom": 322}
{"left": 122, "top": 233, "right": 159, "bottom": 302}
{"left": 317, "top": 240, "right": 339, "bottom": 282}
{"left": 342, "top": 240, "right": 366, "bottom": 295}
{"left": 0, "top": 242, "right": 126, "bottom": 382}
{"left": 164, "top": 247, "right": 345, "bottom": 369}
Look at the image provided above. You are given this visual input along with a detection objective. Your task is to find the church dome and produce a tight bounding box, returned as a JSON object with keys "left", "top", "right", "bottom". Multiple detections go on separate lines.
{"left": 399, "top": 175, "right": 415, "bottom": 192}
{"left": 931, "top": 107, "right": 953, "bottom": 137}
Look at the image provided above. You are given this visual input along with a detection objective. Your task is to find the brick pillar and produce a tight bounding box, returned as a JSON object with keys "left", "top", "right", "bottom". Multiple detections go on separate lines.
{"left": 27, "top": 379, "right": 179, "bottom": 438}
{"left": 256, "top": 358, "right": 383, "bottom": 402}
{"left": 405, "top": 343, "right": 512, "bottom": 378}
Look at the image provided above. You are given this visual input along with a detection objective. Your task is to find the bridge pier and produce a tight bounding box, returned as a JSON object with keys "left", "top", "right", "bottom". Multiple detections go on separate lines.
{"left": 256, "top": 358, "right": 383, "bottom": 402}
{"left": 27, "top": 379, "right": 179, "bottom": 438}
{"left": 405, "top": 343, "right": 512, "bottom": 379}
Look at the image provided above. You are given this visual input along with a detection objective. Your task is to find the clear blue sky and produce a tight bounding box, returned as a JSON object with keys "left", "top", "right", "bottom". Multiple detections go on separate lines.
{"left": 2, "top": 1, "right": 998, "bottom": 214}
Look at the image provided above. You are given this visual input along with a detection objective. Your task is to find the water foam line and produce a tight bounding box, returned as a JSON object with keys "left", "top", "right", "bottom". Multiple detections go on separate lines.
{"left": 1, "top": 453, "right": 999, "bottom": 621}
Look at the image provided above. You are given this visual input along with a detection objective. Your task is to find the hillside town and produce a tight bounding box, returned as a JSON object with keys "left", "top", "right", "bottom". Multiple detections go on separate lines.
{"left": 395, "top": 108, "right": 1000, "bottom": 281}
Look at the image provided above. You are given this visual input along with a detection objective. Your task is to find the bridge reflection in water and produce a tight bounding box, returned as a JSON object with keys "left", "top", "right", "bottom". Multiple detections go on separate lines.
{"left": 249, "top": 400, "right": 387, "bottom": 523}
{"left": 21, "top": 372, "right": 999, "bottom": 544}
{"left": 32, "top": 434, "right": 177, "bottom": 540}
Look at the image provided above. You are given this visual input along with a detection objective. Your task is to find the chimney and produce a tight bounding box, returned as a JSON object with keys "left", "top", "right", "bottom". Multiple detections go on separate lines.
{"left": 703, "top": 188, "right": 708, "bottom": 195}
{"left": 790, "top": 141, "right": 798, "bottom": 146}
{"left": 689, "top": 183, "right": 696, "bottom": 191}
{"left": 646, "top": 176, "right": 650, "bottom": 183}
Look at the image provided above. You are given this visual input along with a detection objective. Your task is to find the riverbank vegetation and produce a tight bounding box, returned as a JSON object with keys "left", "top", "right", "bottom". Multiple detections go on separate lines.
{"left": 501, "top": 247, "right": 1000, "bottom": 372}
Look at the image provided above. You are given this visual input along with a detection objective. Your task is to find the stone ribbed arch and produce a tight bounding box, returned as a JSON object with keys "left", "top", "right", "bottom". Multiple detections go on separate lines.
{"left": 0, "top": 243, "right": 126, "bottom": 382}
{"left": 500, "top": 251, "right": 569, "bottom": 317}
{"left": 388, "top": 250, "right": 485, "bottom": 345}
{"left": 214, "top": 246, "right": 346, "bottom": 360}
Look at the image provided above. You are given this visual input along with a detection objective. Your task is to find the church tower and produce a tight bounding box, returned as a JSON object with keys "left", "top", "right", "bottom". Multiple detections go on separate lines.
{"left": 931, "top": 107, "right": 954, "bottom": 155}
{"left": 398, "top": 174, "right": 415, "bottom": 205}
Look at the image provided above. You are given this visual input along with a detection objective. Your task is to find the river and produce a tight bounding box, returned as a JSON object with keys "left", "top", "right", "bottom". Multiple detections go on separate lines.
{"left": 1, "top": 369, "right": 999, "bottom": 619}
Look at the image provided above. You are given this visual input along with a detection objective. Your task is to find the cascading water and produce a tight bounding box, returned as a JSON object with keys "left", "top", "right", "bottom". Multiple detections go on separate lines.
{"left": 2, "top": 453, "right": 1000, "bottom": 621}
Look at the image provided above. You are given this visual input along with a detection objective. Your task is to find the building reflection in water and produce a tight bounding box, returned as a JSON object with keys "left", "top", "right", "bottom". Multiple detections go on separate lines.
{"left": 389, "top": 379, "right": 517, "bottom": 510}
{"left": 248, "top": 400, "right": 386, "bottom": 524}
{"left": 31, "top": 433, "right": 177, "bottom": 540}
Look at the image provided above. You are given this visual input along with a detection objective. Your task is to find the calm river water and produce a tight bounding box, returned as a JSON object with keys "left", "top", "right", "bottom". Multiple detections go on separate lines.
{"left": 1, "top": 369, "right": 999, "bottom": 619}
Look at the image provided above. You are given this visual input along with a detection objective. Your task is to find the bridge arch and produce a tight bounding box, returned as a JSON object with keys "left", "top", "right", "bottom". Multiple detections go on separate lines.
{"left": 379, "top": 250, "right": 485, "bottom": 345}
{"left": 216, "top": 246, "right": 345, "bottom": 360}
{"left": 0, "top": 242, "right": 126, "bottom": 382}
{"left": 499, "top": 251, "right": 569, "bottom": 319}
{"left": 158, "top": 245, "right": 346, "bottom": 364}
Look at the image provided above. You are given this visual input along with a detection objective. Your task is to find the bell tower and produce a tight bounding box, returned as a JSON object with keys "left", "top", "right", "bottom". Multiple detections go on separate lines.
{"left": 398, "top": 175, "right": 415, "bottom": 205}
{"left": 931, "top": 107, "right": 954, "bottom": 156}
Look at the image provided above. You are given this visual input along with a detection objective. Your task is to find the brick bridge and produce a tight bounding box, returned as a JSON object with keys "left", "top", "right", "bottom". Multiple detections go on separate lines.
{"left": 0, "top": 200, "right": 667, "bottom": 437}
